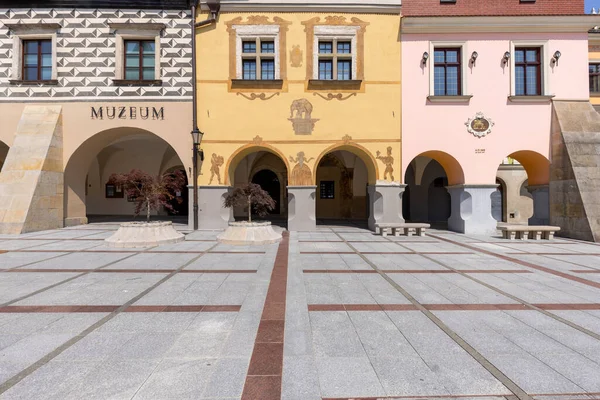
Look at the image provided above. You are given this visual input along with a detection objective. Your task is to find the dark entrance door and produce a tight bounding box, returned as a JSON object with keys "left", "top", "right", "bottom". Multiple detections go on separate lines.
{"left": 167, "top": 169, "right": 189, "bottom": 216}
{"left": 252, "top": 169, "right": 281, "bottom": 214}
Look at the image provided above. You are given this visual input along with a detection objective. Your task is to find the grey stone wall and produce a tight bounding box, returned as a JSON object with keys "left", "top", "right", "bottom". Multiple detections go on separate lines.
{"left": 550, "top": 101, "right": 600, "bottom": 242}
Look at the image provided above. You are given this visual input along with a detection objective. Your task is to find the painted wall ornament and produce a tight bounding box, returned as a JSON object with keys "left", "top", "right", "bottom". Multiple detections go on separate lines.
{"left": 252, "top": 135, "right": 263, "bottom": 145}
{"left": 209, "top": 153, "right": 224, "bottom": 185}
{"left": 376, "top": 146, "right": 395, "bottom": 181}
{"left": 288, "top": 98, "right": 319, "bottom": 135}
{"left": 289, "top": 152, "right": 314, "bottom": 185}
{"left": 465, "top": 112, "right": 494, "bottom": 138}
{"left": 290, "top": 45, "right": 303, "bottom": 67}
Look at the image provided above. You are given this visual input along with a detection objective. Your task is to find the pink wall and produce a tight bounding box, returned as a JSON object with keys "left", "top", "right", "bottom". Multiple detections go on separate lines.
{"left": 401, "top": 32, "right": 589, "bottom": 184}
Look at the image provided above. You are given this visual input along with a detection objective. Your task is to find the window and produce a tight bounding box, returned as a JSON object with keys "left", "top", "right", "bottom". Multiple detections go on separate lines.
{"left": 320, "top": 181, "right": 335, "bottom": 199}
{"left": 590, "top": 64, "right": 600, "bottom": 94}
{"left": 124, "top": 40, "right": 156, "bottom": 81}
{"left": 22, "top": 40, "right": 52, "bottom": 81}
{"left": 241, "top": 39, "right": 276, "bottom": 80}
{"left": 433, "top": 48, "right": 461, "bottom": 96}
{"left": 514, "top": 47, "right": 541, "bottom": 96}
{"left": 317, "top": 40, "right": 353, "bottom": 80}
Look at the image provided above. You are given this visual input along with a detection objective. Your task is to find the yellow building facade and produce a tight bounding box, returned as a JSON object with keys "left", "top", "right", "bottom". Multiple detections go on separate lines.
{"left": 195, "top": 2, "right": 403, "bottom": 230}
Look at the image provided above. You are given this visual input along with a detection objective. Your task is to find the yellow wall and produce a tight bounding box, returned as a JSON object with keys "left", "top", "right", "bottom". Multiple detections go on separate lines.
{"left": 195, "top": 12, "right": 401, "bottom": 186}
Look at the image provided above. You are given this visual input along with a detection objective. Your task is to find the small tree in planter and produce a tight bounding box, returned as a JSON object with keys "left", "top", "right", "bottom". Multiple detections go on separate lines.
{"left": 107, "top": 169, "right": 187, "bottom": 222}
{"left": 223, "top": 183, "right": 276, "bottom": 223}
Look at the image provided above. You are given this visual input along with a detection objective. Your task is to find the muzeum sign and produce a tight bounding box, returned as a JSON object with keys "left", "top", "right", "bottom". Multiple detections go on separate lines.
{"left": 91, "top": 106, "right": 165, "bottom": 120}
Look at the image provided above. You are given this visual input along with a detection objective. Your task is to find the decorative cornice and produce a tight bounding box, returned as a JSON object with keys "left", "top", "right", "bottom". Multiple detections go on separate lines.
{"left": 402, "top": 15, "right": 600, "bottom": 34}
{"left": 202, "top": 1, "right": 400, "bottom": 13}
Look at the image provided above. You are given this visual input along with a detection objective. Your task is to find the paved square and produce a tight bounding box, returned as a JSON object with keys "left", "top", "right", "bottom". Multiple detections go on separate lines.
{"left": 1, "top": 223, "right": 600, "bottom": 400}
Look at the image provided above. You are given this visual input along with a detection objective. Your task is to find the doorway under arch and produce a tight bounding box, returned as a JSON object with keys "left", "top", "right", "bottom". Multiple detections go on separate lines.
{"left": 252, "top": 169, "right": 282, "bottom": 215}
{"left": 315, "top": 150, "right": 370, "bottom": 224}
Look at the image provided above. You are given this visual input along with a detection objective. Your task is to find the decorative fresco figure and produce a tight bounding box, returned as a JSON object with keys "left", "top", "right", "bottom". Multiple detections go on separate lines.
{"left": 290, "top": 99, "right": 313, "bottom": 119}
{"left": 288, "top": 99, "right": 319, "bottom": 135}
{"left": 289, "top": 151, "right": 314, "bottom": 185}
{"left": 209, "top": 153, "right": 224, "bottom": 185}
{"left": 376, "top": 146, "right": 395, "bottom": 181}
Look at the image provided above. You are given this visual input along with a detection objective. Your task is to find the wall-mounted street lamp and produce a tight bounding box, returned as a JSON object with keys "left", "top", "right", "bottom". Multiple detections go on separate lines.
{"left": 552, "top": 50, "right": 561, "bottom": 66}
{"left": 422, "top": 51, "right": 429, "bottom": 66}
{"left": 470, "top": 51, "right": 478, "bottom": 65}
{"left": 191, "top": 128, "right": 204, "bottom": 231}
{"left": 502, "top": 51, "right": 511, "bottom": 65}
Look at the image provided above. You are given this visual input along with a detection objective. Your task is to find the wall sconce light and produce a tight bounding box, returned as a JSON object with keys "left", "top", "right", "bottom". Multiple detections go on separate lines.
{"left": 422, "top": 51, "right": 429, "bottom": 66}
{"left": 552, "top": 50, "right": 561, "bottom": 66}
{"left": 502, "top": 51, "right": 511, "bottom": 65}
{"left": 470, "top": 51, "right": 478, "bottom": 65}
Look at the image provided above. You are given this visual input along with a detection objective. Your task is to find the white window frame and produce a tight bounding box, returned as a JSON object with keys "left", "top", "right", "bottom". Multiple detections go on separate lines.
{"left": 313, "top": 25, "right": 358, "bottom": 81}
{"left": 428, "top": 41, "right": 468, "bottom": 97}
{"left": 234, "top": 25, "right": 280, "bottom": 80}
{"left": 6, "top": 24, "right": 60, "bottom": 81}
{"left": 509, "top": 40, "right": 550, "bottom": 97}
{"left": 110, "top": 23, "right": 164, "bottom": 81}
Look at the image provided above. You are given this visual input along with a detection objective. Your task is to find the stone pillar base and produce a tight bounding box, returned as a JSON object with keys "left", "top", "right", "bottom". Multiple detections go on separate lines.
{"left": 287, "top": 186, "right": 316, "bottom": 231}
{"left": 64, "top": 217, "right": 88, "bottom": 227}
{"left": 448, "top": 184, "right": 498, "bottom": 235}
{"left": 367, "top": 183, "right": 406, "bottom": 231}
{"left": 528, "top": 184, "right": 549, "bottom": 225}
{"left": 189, "top": 186, "right": 233, "bottom": 230}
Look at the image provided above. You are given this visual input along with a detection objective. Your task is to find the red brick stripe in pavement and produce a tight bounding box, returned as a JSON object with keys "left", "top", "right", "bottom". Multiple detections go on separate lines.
{"left": 307, "top": 303, "right": 600, "bottom": 312}
{"left": 241, "top": 232, "right": 289, "bottom": 400}
{"left": 302, "top": 269, "right": 531, "bottom": 274}
{"left": 0, "top": 305, "right": 242, "bottom": 313}
{"left": 1, "top": 269, "right": 257, "bottom": 274}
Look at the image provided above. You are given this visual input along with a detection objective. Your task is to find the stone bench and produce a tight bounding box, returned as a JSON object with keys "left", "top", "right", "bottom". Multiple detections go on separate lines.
{"left": 498, "top": 225, "right": 561, "bottom": 240}
{"left": 375, "top": 223, "right": 431, "bottom": 237}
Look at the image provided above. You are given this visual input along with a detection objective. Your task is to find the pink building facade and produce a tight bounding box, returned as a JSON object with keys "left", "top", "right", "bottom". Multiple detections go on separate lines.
{"left": 401, "top": 8, "right": 594, "bottom": 235}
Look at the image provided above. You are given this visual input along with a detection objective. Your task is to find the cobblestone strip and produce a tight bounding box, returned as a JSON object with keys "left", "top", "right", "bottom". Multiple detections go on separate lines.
{"left": 333, "top": 232, "right": 534, "bottom": 400}
{"left": 0, "top": 243, "right": 218, "bottom": 396}
{"left": 241, "top": 232, "right": 289, "bottom": 400}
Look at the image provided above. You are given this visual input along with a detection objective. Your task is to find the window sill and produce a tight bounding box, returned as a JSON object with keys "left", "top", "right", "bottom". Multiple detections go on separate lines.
{"left": 9, "top": 79, "right": 58, "bottom": 86}
{"left": 112, "top": 79, "right": 162, "bottom": 86}
{"left": 231, "top": 79, "right": 283, "bottom": 89}
{"left": 427, "top": 95, "right": 473, "bottom": 103}
{"left": 508, "top": 95, "right": 555, "bottom": 103}
{"left": 307, "top": 80, "right": 362, "bottom": 90}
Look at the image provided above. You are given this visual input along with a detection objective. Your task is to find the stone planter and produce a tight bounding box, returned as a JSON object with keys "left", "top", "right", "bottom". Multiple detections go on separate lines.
{"left": 105, "top": 221, "right": 184, "bottom": 248}
{"left": 217, "top": 221, "right": 282, "bottom": 245}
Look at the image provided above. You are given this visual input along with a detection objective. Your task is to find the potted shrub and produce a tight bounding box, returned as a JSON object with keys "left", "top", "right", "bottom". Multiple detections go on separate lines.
{"left": 104, "top": 169, "right": 187, "bottom": 248}
{"left": 217, "top": 183, "right": 282, "bottom": 245}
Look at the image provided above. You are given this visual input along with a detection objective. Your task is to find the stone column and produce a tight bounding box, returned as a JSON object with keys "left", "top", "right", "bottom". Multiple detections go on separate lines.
{"left": 367, "top": 184, "right": 406, "bottom": 231}
{"left": 447, "top": 184, "right": 498, "bottom": 235}
{"left": 528, "top": 184, "right": 549, "bottom": 225}
{"left": 189, "top": 185, "right": 233, "bottom": 230}
{"left": 287, "top": 186, "right": 316, "bottom": 231}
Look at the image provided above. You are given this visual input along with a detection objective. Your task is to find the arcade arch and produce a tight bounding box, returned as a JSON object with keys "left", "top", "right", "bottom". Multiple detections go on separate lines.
{"left": 229, "top": 146, "right": 289, "bottom": 221}
{"left": 403, "top": 152, "right": 464, "bottom": 227}
{"left": 0, "top": 141, "right": 8, "bottom": 171}
{"left": 64, "top": 127, "right": 188, "bottom": 225}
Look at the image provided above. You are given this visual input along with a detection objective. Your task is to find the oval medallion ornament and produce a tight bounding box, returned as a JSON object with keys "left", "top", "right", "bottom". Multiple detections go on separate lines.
{"left": 465, "top": 112, "right": 494, "bottom": 138}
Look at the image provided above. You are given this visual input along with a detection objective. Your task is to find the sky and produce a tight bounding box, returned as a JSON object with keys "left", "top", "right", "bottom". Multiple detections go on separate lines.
{"left": 586, "top": 0, "right": 600, "bottom": 13}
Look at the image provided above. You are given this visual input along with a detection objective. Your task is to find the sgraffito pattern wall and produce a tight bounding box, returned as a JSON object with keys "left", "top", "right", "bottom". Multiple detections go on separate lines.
{"left": 0, "top": 8, "right": 192, "bottom": 99}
